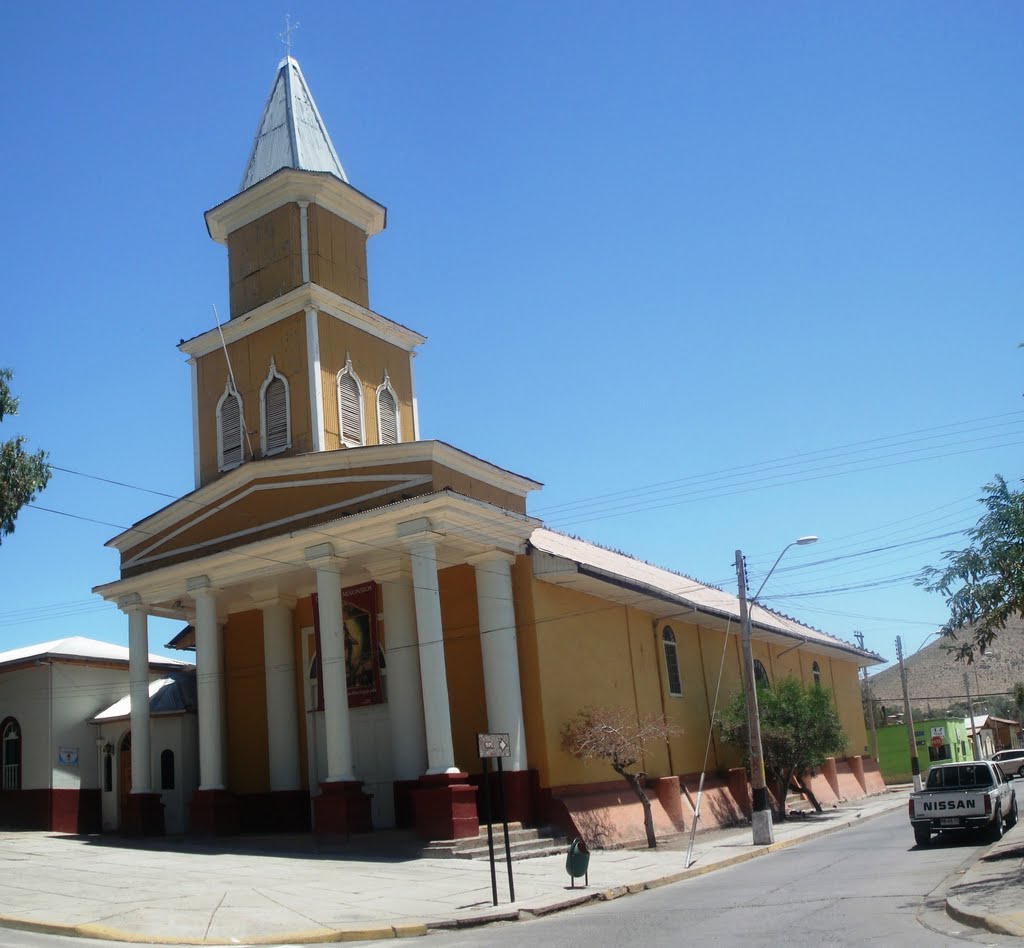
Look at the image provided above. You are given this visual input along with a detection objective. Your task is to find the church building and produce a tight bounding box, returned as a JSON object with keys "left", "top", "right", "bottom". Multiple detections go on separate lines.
{"left": 93, "top": 55, "right": 883, "bottom": 842}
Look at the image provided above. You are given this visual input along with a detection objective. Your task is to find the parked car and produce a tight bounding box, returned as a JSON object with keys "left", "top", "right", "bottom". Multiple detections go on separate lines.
{"left": 989, "top": 748, "right": 1024, "bottom": 779}
{"left": 909, "top": 760, "right": 1017, "bottom": 847}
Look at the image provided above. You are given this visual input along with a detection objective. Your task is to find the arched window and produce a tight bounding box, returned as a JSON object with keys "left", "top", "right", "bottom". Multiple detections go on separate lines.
{"left": 216, "top": 380, "right": 244, "bottom": 471}
{"left": 160, "top": 749, "right": 175, "bottom": 790}
{"left": 2, "top": 718, "right": 21, "bottom": 790}
{"left": 662, "top": 626, "right": 682, "bottom": 696}
{"left": 376, "top": 372, "right": 400, "bottom": 445}
{"left": 337, "top": 356, "right": 365, "bottom": 447}
{"left": 753, "top": 659, "right": 770, "bottom": 690}
{"left": 812, "top": 661, "right": 821, "bottom": 686}
{"left": 260, "top": 359, "right": 290, "bottom": 456}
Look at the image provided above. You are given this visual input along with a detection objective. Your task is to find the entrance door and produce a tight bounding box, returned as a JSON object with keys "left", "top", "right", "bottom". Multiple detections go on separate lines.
{"left": 118, "top": 732, "right": 132, "bottom": 828}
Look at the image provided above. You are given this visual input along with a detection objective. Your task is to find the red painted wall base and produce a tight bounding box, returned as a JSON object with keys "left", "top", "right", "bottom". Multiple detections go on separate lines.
{"left": 190, "top": 789, "right": 239, "bottom": 835}
{"left": 412, "top": 772, "right": 478, "bottom": 841}
{"left": 236, "top": 790, "right": 311, "bottom": 833}
{"left": 121, "top": 792, "right": 165, "bottom": 836}
{"left": 470, "top": 768, "right": 535, "bottom": 826}
{"left": 312, "top": 780, "right": 373, "bottom": 835}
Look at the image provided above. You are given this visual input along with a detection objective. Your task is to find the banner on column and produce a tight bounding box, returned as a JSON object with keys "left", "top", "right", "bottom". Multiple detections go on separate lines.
{"left": 311, "top": 583, "right": 383, "bottom": 708}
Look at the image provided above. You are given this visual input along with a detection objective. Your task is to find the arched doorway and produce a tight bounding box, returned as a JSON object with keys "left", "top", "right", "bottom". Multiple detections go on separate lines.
{"left": 118, "top": 732, "right": 132, "bottom": 828}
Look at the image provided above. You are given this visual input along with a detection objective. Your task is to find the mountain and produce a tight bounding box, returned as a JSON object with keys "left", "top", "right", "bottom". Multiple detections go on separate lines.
{"left": 867, "top": 617, "right": 1024, "bottom": 719}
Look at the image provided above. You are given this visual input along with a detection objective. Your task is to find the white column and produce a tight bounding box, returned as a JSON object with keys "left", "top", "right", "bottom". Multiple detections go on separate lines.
{"left": 298, "top": 200, "right": 311, "bottom": 283}
{"left": 122, "top": 597, "right": 152, "bottom": 794}
{"left": 376, "top": 566, "right": 428, "bottom": 780}
{"left": 305, "top": 306, "right": 325, "bottom": 452}
{"left": 402, "top": 528, "right": 458, "bottom": 775}
{"left": 190, "top": 577, "right": 226, "bottom": 791}
{"left": 305, "top": 544, "right": 356, "bottom": 782}
{"left": 261, "top": 597, "right": 301, "bottom": 791}
{"left": 472, "top": 552, "right": 528, "bottom": 772}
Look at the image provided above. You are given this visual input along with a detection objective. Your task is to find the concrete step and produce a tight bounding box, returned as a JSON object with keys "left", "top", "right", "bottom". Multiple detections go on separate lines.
{"left": 453, "top": 836, "right": 569, "bottom": 862}
{"left": 424, "top": 825, "right": 568, "bottom": 860}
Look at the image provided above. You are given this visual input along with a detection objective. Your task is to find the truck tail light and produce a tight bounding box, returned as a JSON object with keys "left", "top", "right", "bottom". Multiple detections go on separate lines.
{"left": 985, "top": 795, "right": 992, "bottom": 815}
{"left": 908, "top": 799, "right": 914, "bottom": 819}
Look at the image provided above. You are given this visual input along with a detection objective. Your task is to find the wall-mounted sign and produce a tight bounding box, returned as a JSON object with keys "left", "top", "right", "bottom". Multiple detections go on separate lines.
{"left": 57, "top": 746, "right": 79, "bottom": 766}
{"left": 478, "top": 732, "right": 511, "bottom": 759}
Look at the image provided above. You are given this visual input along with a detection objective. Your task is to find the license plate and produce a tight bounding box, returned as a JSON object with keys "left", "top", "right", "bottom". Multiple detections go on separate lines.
{"left": 940, "top": 818, "right": 960, "bottom": 826}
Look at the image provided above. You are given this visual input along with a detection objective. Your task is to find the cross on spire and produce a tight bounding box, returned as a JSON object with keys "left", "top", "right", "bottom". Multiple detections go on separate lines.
{"left": 279, "top": 14, "right": 300, "bottom": 56}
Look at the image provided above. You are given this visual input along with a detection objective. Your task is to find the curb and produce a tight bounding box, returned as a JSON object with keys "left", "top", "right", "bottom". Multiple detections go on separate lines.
{"left": 0, "top": 798, "right": 906, "bottom": 945}
{"left": 945, "top": 895, "right": 1024, "bottom": 939}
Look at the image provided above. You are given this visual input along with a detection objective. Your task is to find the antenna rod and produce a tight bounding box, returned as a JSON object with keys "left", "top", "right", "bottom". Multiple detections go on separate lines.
{"left": 213, "top": 304, "right": 255, "bottom": 462}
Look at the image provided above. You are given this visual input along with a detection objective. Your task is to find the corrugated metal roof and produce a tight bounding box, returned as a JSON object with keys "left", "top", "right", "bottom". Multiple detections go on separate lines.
{"left": 528, "top": 528, "right": 880, "bottom": 660}
{"left": 0, "top": 636, "right": 190, "bottom": 670}
{"left": 240, "top": 56, "right": 347, "bottom": 191}
{"left": 92, "top": 670, "right": 198, "bottom": 722}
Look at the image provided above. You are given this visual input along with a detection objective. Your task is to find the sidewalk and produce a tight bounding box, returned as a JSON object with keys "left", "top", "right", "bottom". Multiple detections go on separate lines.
{"left": 946, "top": 819, "right": 1024, "bottom": 938}
{"left": 0, "top": 792, "right": 911, "bottom": 945}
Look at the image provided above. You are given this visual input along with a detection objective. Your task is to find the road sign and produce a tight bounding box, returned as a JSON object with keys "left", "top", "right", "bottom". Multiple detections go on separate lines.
{"left": 931, "top": 735, "right": 943, "bottom": 748}
{"left": 477, "top": 732, "right": 511, "bottom": 759}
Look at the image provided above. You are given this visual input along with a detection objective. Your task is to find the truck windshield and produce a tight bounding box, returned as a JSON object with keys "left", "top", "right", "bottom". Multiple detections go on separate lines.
{"left": 925, "top": 764, "right": 994, "bottom": 790}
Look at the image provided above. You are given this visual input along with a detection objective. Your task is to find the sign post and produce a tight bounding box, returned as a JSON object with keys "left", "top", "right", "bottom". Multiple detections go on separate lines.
{"left": 478, "top": 732, "right": 514, "bottom": 903}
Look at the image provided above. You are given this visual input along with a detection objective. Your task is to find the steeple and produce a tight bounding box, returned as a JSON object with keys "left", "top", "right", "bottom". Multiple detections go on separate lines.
{"left": 240, "top": 56, "right": 347, "bottom": 192}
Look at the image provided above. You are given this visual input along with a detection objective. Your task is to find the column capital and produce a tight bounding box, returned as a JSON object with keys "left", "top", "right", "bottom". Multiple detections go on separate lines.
{"left": 251, "top": 592, "right": 298, "bottom": 611}
{"left": 187, "top": 575, "right": 216, "bottom": 595}
{"left": 368, "top": 558, "right": 412, "bottom": 584}
{"left": 466, "top": 550, "right": 517, "bottom": 568}
{"left": 396, "top": 517, "right": 444, "bottom": 549}
{"left": 118, "top": 593, "right": 147, "bottom": 614}
{"left": 305, "top": 542, "right": 345, "bottom": 572}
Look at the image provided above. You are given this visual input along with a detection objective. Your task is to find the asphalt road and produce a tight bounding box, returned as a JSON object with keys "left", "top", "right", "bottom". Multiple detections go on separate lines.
{"left": 420, "top": 808, "right": 1015, "bottom": 948}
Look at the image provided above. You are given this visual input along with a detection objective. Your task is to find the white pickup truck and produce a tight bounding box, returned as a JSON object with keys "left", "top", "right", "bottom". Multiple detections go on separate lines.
{"left": 909, "top": 760, "right": 1018, "bottom": 847}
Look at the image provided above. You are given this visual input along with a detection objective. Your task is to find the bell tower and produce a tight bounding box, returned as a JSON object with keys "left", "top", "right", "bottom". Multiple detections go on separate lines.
{"left": 180, "top": 57, "right": 425, "bottom": 489}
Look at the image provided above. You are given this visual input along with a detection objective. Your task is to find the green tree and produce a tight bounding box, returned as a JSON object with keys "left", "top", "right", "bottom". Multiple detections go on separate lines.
{"left": 919, "top": 475, "right": 1024, "bottom": 662}
{"left": 718, "top": 676, "right": 846, "bottom": 821}
{"left": 0, "top": 369, "right": 51, "bottom": 543}
{"left": 561, "top": 706, "right": 678, "bottom": 848}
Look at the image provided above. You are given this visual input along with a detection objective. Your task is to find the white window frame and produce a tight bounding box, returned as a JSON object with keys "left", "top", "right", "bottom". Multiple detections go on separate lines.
{"left": 662, "top": 626, "right": 683, "bottom": 697}
{"left": 376, "top": 371, "right": 401, "bottom": 445}
{"left": 811, "top": 661, "right": 822, "bottom": 686}
{"left": 336, "top": 356, "right": 365, "bottom": 447}
{"left": 215, "top": 380, "right": 245, "bottom": 472}
{"left": 259, "top": 358, "right": 291, "bottom": 457}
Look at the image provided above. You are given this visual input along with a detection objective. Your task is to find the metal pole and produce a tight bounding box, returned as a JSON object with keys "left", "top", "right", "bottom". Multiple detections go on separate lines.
{"left": 496, "top": 757, "right": 515, "bottom": 902}
{"left": 964, "top": 673, "right": 982, "bottom": 760}
{"left": 735, "top": 550, "right": 774, "bottom": 845}
{"left": 896, "top": 636, "right": 922, "bottom": 792}
{"left": 855, "top": 632, "right": 879, "bottom": 763}
{"left": 481, "top": 757, "right": 497, "bottom": 907}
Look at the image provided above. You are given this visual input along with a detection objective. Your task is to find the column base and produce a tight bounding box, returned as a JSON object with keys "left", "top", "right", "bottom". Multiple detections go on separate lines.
{"left": 121, "top": 792, "right": 165, "bottom": 836}
{"left": 412, "top": 772, "right": 478, "bottom": 840}
{"left": 190, "top": 789, "right": 239, "bottom": 836}
{"left": 313, "top": 781, "right": 373, "bottom": 835}
{"left": 236, "top": 790, "right": 311, "bottom": 833}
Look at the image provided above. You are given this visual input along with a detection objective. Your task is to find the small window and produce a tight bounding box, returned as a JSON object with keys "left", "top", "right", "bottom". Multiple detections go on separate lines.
{"left": 1, "top": 718, "right": 21, "bottom": 790}
{"left": 160, "top": 749, "right": 175, "bottom": 790}
{"left": 216, "top": 381, "right": 245, "bottom": 471}
{"left": 337, "top": 356, "right": 365, "bottom": 447}
{"left": 811, "top": 661, "right": 821, "bottom": 686}
{"left": 260, "top": 360, "right": 290, "bottom": 456}
{"left": 753, "top": 659, "right": 769, "bottom": 689}
{"left": 376, "top": 372, "right": 400, "bottom": 445}
{"left": 662, "top": 626, "right": 682, "bottom": 696}
{"left": 103, "top": 752, "right": 113, "bottom": 792}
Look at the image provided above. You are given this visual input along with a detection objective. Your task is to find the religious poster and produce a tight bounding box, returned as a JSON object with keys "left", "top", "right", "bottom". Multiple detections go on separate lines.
{"left": 57, "top": 746, "right": 79, "bottom": 766}
{"left": 311, "top": 582, "right": 383, "bottom": 708}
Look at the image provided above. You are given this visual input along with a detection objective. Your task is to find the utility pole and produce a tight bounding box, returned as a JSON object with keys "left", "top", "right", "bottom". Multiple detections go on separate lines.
{"left": 895, "top": 636, "right": 922, "bottom": 792}
{"left": 735, "top": 550, "right": 773, "bottom": 845}
{"left": 964, "top": 672, "right": 983, "bottom": 760}
{"left": 855, "top": 632, "right": 879, "bottom": 762}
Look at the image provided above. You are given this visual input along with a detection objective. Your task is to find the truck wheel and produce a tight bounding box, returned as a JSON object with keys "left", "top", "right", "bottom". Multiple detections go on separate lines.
{"left": 1018, "top": 764, "right": 1024, "bottom": 778}
{"left": 914, "top": 826, "right": 931, "bottom": 847}
{"left": 989, "top": 810, "right": 1005, "bottom": 842}
{"left": 1008, "top": 798, "right": 1019, "bottom": 829}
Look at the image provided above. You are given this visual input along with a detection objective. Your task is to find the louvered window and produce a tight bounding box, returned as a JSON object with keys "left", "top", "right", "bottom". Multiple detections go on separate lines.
{"left": 812, "top": 661, "right": 821, "bottom": 687}
{"left": 261, "top": 365, "right": 290, "bottom": 456}
{"left": 217, "top": 387, "right": 244, "bottom": 471}
{"left": 338, "top": 370, "right": 364, "bottom": 445}
{"left": 377, "top": 377, "right": 400, "bottom": 445}
{"left": 662, "top": 627, "right": 683, "bottom": 697}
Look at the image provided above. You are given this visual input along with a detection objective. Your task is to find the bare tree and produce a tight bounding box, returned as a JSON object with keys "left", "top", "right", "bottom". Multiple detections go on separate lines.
{"left": 561, "top": 706, "right": 678, "bottom": 848}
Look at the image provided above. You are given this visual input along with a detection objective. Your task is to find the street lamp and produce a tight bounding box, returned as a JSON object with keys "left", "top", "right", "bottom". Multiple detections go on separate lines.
{"left": 735, "top": 535, "right": 817, "bottom": 845}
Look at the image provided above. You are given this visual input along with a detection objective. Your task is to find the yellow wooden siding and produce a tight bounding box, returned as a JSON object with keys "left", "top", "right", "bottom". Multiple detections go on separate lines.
{"left": 224, "top": 610, "right": 270, "bottom": 793}
{"left": 307, "top": 204, "right": 369, "bottom": 307}
{"left": 227, "top": 204, "right": 303, "bottom": 318}
{"left": 316, "top": 311, "right": 415, "bottom": 448}
{"left": 195, "top": 312, "right": 310, "bottom": 486}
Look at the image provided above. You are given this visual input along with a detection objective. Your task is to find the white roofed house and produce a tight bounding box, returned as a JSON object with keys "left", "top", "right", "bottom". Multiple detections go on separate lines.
{"left": 0, "top": 638, "right": 190, "bottom": 833}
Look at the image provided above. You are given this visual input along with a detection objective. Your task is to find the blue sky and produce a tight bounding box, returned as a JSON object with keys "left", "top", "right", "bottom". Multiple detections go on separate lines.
{"left": 2, "top": 2, "right": 1022, "bottom": 672}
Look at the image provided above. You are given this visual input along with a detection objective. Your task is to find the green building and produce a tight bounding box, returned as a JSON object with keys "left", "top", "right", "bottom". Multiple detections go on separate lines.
{"left": 875, "top": 717, "right": 974, "bottom": 784}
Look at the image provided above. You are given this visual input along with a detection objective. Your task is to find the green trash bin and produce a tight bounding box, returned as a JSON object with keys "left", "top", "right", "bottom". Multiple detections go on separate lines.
{"left": 566, "top": 837, "right": 590, "bottom": 888}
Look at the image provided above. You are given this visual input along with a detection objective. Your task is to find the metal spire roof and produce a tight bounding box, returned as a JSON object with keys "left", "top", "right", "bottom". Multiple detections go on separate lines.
{"left": 240, "top": 56, "right": 348, "bottom": 192}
